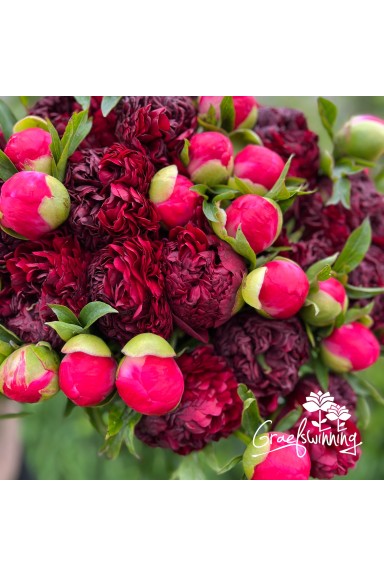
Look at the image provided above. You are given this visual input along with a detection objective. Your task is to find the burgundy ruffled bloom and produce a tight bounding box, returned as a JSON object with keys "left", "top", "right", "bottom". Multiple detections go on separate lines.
{"left": 213, "top": 310, "right": 310, "bottom": 399}
{"left": 3, "top": 235, "right": 90, "bottom": 347}
{"left": 88, "top": 237, "right": 172, "bottom": 345}
{"left": 65, "top": 146, "right": 158, "bottom": 250}
{"left": 29, "top": 96, "right": 117, "bottom": 148}
{"left": 135, "top": 345, "right": 242, "bottom": 455}
{"left": 162, "top": 224, "right": 247, "bottom": 342}
{"left": 255, "top": 107, "right": 320, "bottom": 182}
{"left": 115, "top": 96, "right": 197, "bottom": 170}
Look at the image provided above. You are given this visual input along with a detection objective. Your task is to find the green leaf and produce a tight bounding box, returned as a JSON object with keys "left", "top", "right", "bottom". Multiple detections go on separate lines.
{"left": 171, "top": 453, "right": 206, "bottom": 480}
{"left": 0, "top": 412, "right": 31, "bottom": 420}
{"left": 180, "top": 138, "right": 190, "bottom": 166}
{"left": 265, "top": 155, "right": 293, "bottom": 200}
{"left": 306, "top": 254, "right": 339, "bottom": 282}
{"left": 344, "top": 302, "right": 374, "bottom": 323}
{"left": 312, "top": 355, "right": 329, "bottom": 390}
{"left": 202, "top": 199, "right": 221, "bottom": 223}
{"left": 327, "top": 176, "right": 351, "bottom": 208}
{"left": 346, "top": 284, "right": 384, "bottom": 299}
{"left": 205, "top": 104, "right": 218, "bottom": 125}
{"left": 106, "top": 404, "right": 125, "bottom": 438}
{"left": 98, "top": 432, "right": 124, "bottom": 460}
{"left": 238, "top": 384, "right": 263, "bottom": 438}
{"left": 74, "top": 96, "right": 91, "bottom": 110}
{"left": 61, "top": 110, "right": 92, "bottom": 158}
{"left": 317, "top": 97, "right": 337, "bottom": 140}
{"left": 319, "top": 149, "right": 334, "bottom": 177}
{"left": 101, "top": 97, "right": 122, "bottom": 117}
{"left": 346, "top": 373, "right": 384, "bottom": 406}
{"left": 203, "top": 445, "right": 243, "bottom": 475}
{"left": 0, "top": 150, "right": 18, "bottom": 181}
{"left": 220, "top": 96, "right": 235, "bottom": 132}
{"left": 123, "top": 411, "right": 142, "bottom": 459}
{"left": 78, "top": 302, "right": 118, "bottom": 330}
{"left": 46, "top": 119, "right": 62, "bottom": 164}
{"left": 333, "top": 218, "right": 372, "bottom": 274}
{"left": 85, "top": 407, "right": 106, "bottom": 436}
{"left": 232, "top": 227, "right": 257, "bottom": 269}
{"left": 189, "top": 184, "right": 209, "bottom": 198}
{"left": 274, "top": 407, "right": 302, "bottom": 432}
{"left": 357, "top": 395, "right": 371, "bottom": 430}
{"left": 19, "top": 96, "right": 29, "bottom": 108}
{"left": 0, "top": 99, "right": 17, "bottom": 141}
{"left": 45, "top": 321, "right": 84, "bottom": 342}
{"left": 229, "top": 129, "right": 263, "bottom": 155}
{"left": 0, "top": 323, "right": 22, "bottom": 345}
{"left": 232, "top": 176, "right": 257, "bottom": 195}
{"left": 48, "top": 304, "right": 81, "bottom": 326}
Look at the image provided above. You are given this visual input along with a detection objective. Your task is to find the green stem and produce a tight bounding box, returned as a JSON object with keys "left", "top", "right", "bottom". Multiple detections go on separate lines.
{"left": 234, "top": 430, "right": 251, "bottom": 445}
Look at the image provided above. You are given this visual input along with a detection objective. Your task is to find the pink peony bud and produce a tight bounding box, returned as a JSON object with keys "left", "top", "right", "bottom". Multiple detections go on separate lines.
{"left": 198, "top": 96, "right": 259, "bottom": 129}
{"left": 4, "top": 127, "right": 52, "bottom": 174}
{"left": 243, "top": 431, "right": 311, "bottom": 480}
{"left": 225, "top": 194, "right": 282, "bottom": 253}
{"left": 187, "top": 132, "right": 234, "bottom": 186}
{"left": 321, "top": 322, "right": 380, "bottom": 372}
{"left": 0, "top": 171, "right": 70, "bottom": 240}
{"left": 59, "top": 335, "right": 117, "bottom": 407}
{"left": 231, "top": 144, "right": 285, "bottom": 194}
{"left": 116, "top": 333, "right": 184, "bottom": 416}
{"left": 242, "top": 258, "right": 310, "bottom": 319}
{"left": 0, "top": 343, "right": 59, "bottom": 403}
{"left": 334, "top": 115, "right": 384, "bottom": 161}
{"left": 149, "top": 165, "right": 201, "bottom": 228}
{"left": 301, "top": 278, "right": 348, "bottom": 327}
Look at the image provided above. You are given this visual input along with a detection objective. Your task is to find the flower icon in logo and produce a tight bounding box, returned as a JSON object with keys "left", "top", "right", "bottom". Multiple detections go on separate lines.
{"left": 302, "top": 391, "right": 334, "bottom": 432}
{"left": 326, "top": 404, "right": 351, "bottom": 432}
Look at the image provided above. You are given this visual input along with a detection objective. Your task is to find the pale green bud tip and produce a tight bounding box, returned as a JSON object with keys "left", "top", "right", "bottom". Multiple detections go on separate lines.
{"left": 13, "top": 115, "right": 49, "bottom": 133}
{"left": 38, "top": 175, "right": 70, "bottom": 229}
{"left": 320, "top": 344, "right": 352, "bottom": 373}
{"left": 242, "top": 267, "right": 267, "bottom": 310}
{"left": 121, "top": 333, "right": 176, "bottom": 358}
{"left": 191, "top": 159, "right": 233, "bottom": 186}
{"left": 149, "top": 165, "right": 178, "bottom": 204}
{"left": 300, "top": 291, "right": 342, "bottom": 327}
{"left": 62, "top": 334, "right": 112, "bottom": 357}
{"left": 243, "top": 434, "right": 271, "bottom": 479}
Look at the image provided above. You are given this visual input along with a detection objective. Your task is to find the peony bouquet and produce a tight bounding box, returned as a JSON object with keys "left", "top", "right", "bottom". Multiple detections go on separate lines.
{"left": 0, "top": 95, "right": 383, "bottom": 480}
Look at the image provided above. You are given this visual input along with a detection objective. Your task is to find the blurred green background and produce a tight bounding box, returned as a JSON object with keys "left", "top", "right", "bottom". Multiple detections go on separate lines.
{"left": 2, "top": 96, "right": 384, "bottom": 480}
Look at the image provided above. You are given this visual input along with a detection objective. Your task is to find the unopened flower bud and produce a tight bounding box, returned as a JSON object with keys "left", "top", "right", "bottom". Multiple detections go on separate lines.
{"left": 116, "top": 333, "right": 184, "bottom": 416}
{"left": 0, "top": 343, "right": 59, "bottom": 403}
{"left": 4, "top": 127, "right": 52, "bottom": 174}
{"left": 334, "top": 115, "right": 384, "bottom": 161}
{"left": 230, "top": 144, "right": 285, "bottom": 194}
{"left": 149, "top": 165, "right": 201, "bottom": 228}
{"left": 0, "top": 171, "right": 70, "bottom": 239}
{"left": 321, "top": 322, "right": 380, "bottom": 372}
{"left": 187, "top": 132, "right": 234, "bottom": 186}
{"left": 59, "top": 335, "right": 117, "bottom": 407}
{"left": 301, "top": 278, "right": 348, "bottom": 327}
{"left": 225, "top": 193, "right": 282, "bottom": 253}
{"left": 242, "top": 258, "right": 310, "bottom": 319}
{"left": 243, "top": 431, "right": 311, "bottom": 480}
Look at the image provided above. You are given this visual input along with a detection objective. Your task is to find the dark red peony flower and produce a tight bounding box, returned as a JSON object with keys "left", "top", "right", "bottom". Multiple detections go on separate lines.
{"left": 65, "top": 146, "right": 159, "bottom": 250}
{"left": 135, "top": 345, "right": 242, "bottom": 455}
{"left": 29, "top": 96, "right": 117, "bottom": 148}
{"left": 162, "top": 223, "right": 247, "bottom": 342}
{"left": 255, "top": 106, "right": 320, "bottom": 182}
{"left": 213, "top": 310, "right": 310, "bottom": 398}
{"left": 88, "top": 237, "right": 172, "bottom": 345}
{"left": 115, "top": 96, "right": 197, "bottom": 170}
{"left": 3, "top": 234, "right": 90, "bottom": 347}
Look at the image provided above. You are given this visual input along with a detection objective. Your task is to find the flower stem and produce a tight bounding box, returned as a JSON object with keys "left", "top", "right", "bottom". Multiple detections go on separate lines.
{"left": 234, "top": 430, "right": 251, "bottom": 445}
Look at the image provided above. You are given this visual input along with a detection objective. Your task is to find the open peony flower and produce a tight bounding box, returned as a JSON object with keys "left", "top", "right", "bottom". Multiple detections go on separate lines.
{"left": 255, "top": 106, "right": 320, "bottom": 182}
{"left": 3, "top": 234, "right": 90, "bottom": 347}
{"left": 65, "top": 145, "right": 158, "bottom": 250}
{"left": 115, "top": 96, "right": 197, "bottom": 170}
{"left": 135, "top": 345, "right": 242, "bottom": 454}
{"left": 162, "top": 223, "right": 247, "bottom": 342}
{"left": 88, "top": 237, "right": 172, "bottom": 345}
{"left": 214, "top": 310, "right": 310, "bottom": 398}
